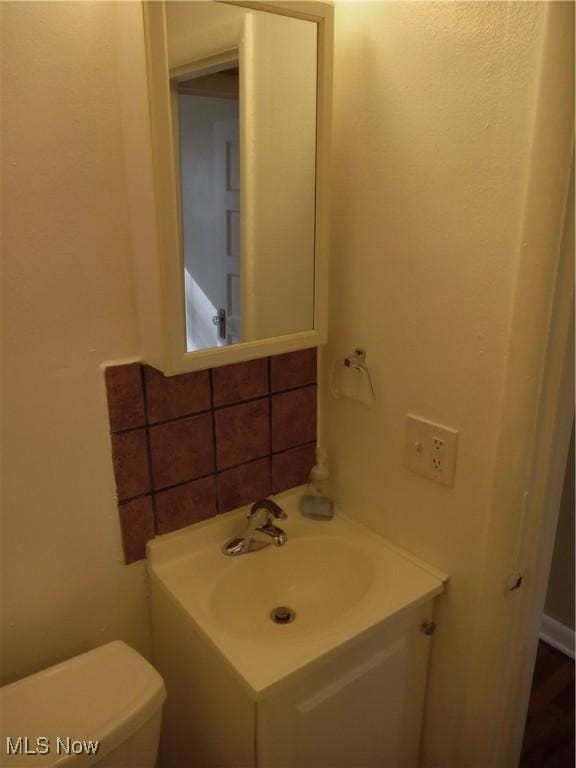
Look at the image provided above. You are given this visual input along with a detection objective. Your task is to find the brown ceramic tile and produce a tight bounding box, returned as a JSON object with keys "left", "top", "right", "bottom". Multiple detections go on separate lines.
{"left": 272, "top": 443, "right": 316, "bottom": 494}
{"left": 111, "top": 429, "right": 151, "bottom": 500}
{"left": 271, "top": 386, "right": 317, "bottom": 453}
{"left": 214, "top": 399, "right": 270, "bottom": 470}
{"left": 271, "top": 349, "right": 317, "bottom": 393}
{"left": 118, "top": 496, "right": 155, "bottom": 564}
{"left": 155, "top": 476, "right": 218, "bottom": 535}
{"left": 149, "top": 413, "right": 214, "bottom": 490}
{"left": 105, "top": 364, "right": 145, "bottom": 432}
{"left": 144, "top": 365, "right": 211, "bottom": 424}
{"left": 212, "top": 358, "right": 269, "bottom": 407}
{"left": 217, "top": 458, "right": 271, "bottom": 513}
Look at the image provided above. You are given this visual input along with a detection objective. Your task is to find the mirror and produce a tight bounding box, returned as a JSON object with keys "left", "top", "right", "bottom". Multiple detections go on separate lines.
{"left": 164, "top": 2, "right": 318, "bottom": 352}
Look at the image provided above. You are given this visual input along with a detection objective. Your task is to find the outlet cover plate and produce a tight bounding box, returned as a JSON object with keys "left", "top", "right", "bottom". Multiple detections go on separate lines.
{"left": 404, "top": 414, "right": 458, "bottom": 487}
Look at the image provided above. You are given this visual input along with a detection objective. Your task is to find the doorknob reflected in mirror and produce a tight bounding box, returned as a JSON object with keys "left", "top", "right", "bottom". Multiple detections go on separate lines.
{"left": 212, "top": 308, "right": 227, "bottom": 342}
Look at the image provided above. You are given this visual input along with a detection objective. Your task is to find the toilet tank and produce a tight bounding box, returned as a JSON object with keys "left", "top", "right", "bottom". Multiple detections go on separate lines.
{"left": 0, "top": 641, "right": 166, "bottom": 768}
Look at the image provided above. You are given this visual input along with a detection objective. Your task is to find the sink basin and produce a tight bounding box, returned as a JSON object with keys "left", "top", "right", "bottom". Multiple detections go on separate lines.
{"left": 147, "top": 490, "right": 446, "bottom": 698}
{"left": 211, "top": 536, "right": 374, "bottom": 638}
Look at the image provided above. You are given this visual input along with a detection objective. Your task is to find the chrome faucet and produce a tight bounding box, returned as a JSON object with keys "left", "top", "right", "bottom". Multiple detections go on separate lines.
{"left": 222, "top": 499, "right": 287, "bottom": 556}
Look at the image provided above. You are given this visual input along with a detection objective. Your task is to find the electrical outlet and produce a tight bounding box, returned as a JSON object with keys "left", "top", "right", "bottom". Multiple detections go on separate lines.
{"left": 431, "top": 436, "right": 444, "bottom": 475}
{"left": 404, "top": 415, "right": 458, "bottom": 487}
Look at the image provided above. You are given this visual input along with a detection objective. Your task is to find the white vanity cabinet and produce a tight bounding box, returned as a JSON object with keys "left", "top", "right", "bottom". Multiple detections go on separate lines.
{"left": 152, "top": 580, "right": 435, "bottom": 768}
{"left": 147, "top": 497, "right": 445, "bottom": 768}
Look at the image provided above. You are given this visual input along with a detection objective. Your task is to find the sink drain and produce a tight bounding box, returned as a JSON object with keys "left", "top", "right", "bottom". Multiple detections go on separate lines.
{"left": 270, "top": 606, "right": 296, "bottom": 625}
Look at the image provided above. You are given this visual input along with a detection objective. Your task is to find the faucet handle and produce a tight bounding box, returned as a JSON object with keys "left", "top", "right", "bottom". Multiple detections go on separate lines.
{"left": 248, "top": 498, "right": 287, "bottom": 523}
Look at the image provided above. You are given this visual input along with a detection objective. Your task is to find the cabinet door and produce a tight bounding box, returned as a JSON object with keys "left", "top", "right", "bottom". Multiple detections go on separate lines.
{"left": 258, "top": 603, "right": 433, "bottom": 768}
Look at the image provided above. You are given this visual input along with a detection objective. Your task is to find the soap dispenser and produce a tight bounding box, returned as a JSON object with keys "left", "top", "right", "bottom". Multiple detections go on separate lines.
{"left": 299, "top": 448, "right": 334, "bottom": 520}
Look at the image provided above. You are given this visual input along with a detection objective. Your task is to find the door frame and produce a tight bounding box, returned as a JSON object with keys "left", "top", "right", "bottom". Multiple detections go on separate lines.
{"left": 500, "top": 161, "right": 574, "bottom": 767}
{"left": 455, "top": 4, "right": 574, "bottom": 764}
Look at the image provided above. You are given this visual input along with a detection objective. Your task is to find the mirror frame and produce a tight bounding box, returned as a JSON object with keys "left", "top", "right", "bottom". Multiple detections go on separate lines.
{"left": 116, "top": 0, "right": 333, "bottom": 375}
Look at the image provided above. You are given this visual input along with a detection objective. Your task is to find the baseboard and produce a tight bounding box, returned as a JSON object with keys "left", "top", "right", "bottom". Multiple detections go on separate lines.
{"left": 540, "top": 613, "right": 575, "bottom": 659}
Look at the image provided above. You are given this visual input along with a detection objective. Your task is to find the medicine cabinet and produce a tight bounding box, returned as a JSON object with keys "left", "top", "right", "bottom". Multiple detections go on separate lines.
{"left": 116, "top": 1, "right": 333, "bottom": 374}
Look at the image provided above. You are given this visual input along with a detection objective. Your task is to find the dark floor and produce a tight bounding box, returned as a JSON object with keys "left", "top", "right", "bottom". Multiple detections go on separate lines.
{"left": 520, "top": 640, "right": 575, "bottom": 768}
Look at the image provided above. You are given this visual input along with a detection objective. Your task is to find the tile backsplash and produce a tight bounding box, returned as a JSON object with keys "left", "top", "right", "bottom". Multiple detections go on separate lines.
{"left": 105, "top": 349, "right": 317, "bottom": 563}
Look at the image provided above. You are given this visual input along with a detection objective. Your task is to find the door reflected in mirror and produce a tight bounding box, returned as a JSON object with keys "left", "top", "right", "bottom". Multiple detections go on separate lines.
{"left": 166, "top": 2, "right": 317, "bottom": 353}
{"left": 177, "top": 65, "right": 241, "bottom": 349}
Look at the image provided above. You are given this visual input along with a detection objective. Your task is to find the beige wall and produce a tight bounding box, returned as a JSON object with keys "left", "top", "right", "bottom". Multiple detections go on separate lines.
{"left": 324, "top": 2, "right": 572, "bottom": 766}
{"left": 545, "top": 423, "right": 575, "bottom": 630}
{"left": 1, "top": 2, "right": 151, "bottom": 684}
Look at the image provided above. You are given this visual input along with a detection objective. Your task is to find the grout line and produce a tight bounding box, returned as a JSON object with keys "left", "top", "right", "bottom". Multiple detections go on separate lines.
{"left": 109, "top": 383, "right": 318, "bottom": 436}
{"left": 117, "top": 440, "right": 318, "bottom": 504}
{"left": 142, "top": 431, "right": 315, "bottom": 500}
{"left": 140, "top": 365, "right": 159, "bottom": 536}
{"left": 266, "top": 454, "right": 273, "bottom": 497}
{"left": 268, "top": 356, "right": 274, "bottom": 490}
{"left": 118, "top": 441, "right": 316, "bottom": 505}
{"left": 208, "top": 367, "right": 215, "bottom": 410}
{"left": 146, "top": 471, "right": 218, "bottom": 500}
{"left": 218, "top": 453, "right": 270, "bottom": 478}
{"left": 118, "top": 491, "right": 153, "bottom": 506}
{"left": 149, "top": 406, "right": 212, "bottom": 426}
{"left": 270, "top": 381, "right": 318, "bottom": 397}
{"left": 208, "top": 368, "right": 221, "bottom": 513}
{"left": 117, "top": 443, "right": 314, "bottom": 512}
{"left": 271, "top": 440, "right": 317, "bottom": 458}
{"left": 132, "top": 450, "right": 278, "bottom": 505}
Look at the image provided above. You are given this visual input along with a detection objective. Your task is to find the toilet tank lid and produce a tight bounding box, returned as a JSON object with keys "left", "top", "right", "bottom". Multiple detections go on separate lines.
{"left": 0, "top": 641, "right": 166, "bottom": 767}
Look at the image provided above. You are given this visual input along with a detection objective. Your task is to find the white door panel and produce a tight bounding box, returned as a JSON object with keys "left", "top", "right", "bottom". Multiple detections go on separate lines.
{"left": 214, "top": 119, "right": 241, "bottom": 344}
